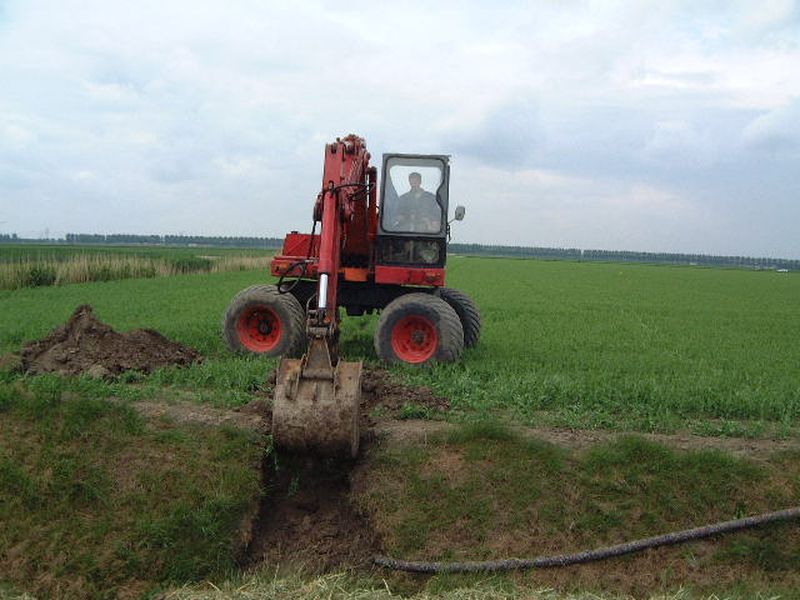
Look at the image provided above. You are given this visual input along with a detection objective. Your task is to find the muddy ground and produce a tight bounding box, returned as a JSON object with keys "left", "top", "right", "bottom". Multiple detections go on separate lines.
{"left": 18, "top": 304, "right": 201, "bottom": 377}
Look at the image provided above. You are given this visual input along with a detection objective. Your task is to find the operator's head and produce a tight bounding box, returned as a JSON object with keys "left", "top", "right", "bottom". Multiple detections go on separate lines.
{"left": 408, "top": 172, "right": 422, "bottom": 191}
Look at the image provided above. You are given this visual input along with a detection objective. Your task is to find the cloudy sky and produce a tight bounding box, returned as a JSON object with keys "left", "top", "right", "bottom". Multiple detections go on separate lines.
{"left": 1, "top": 1, "right": 798, "bottom": 257}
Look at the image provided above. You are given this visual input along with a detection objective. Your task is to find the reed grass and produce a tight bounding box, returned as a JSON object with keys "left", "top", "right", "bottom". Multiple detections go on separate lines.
{"left": 0, "top": 253, "right": 272, "bottom": 290}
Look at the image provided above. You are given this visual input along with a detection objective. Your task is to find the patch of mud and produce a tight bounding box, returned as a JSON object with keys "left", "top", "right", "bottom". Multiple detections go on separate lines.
{"left": 20, "top": 305, "right": 201, "bottom": 377}
{"left": 243, "top": 456, "right": 378, "bottom": 572}
{"left": 519, "top": 427, "right": 800, "bottom": 461}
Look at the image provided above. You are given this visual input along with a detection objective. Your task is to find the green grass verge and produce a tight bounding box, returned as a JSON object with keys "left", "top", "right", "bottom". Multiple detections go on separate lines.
{"left": 361, "top": 423, "right": 800, "bottom": 598}
{"left": 0, "top": 379, "right": 262, "bottom": 599}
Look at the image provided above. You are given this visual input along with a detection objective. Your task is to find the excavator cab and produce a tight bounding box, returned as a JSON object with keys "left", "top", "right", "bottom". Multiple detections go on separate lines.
{"left": 377, "top": 154, "right": 450, "bottom": 268}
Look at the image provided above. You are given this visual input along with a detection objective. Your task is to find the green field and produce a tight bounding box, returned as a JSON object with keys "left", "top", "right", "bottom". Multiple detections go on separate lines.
{"left": 1, "top": 256, "right": 798, "bottom": 435}
{"left": 1, "top": 255, "right": 799, "bottom": 599}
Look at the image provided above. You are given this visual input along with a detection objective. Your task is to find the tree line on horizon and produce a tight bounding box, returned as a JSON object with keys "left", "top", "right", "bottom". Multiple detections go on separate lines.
{"left": 0, "top": 232, "right": 797, "bottom": 271}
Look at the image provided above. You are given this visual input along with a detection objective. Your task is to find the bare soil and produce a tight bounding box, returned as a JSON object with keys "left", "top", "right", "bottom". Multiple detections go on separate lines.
{"left": 243, "top": 456, "right": 380, "bottom": 572}
{"left": 239, "top": 366, "right": 448, "bottom": 573}
{"left": 375, "top": 421, "right": 800, "bottom": 462}
{"left": 360, "top": 367, "right": 450, "bottom": 417}
{"left": 19, "top": 305, "right": 201, "bottom": 377}
{"left": 132, "top": 397, "right": 269, "bottom": 432}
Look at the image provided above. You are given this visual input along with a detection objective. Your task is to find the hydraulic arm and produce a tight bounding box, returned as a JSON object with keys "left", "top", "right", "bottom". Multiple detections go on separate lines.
{"left": 271, "top": 135, "right": 372, "bottom": 457}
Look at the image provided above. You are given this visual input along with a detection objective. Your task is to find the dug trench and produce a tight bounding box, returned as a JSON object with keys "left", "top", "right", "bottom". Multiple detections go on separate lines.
{"left": 240, "top": 367, "right": 450, "bottom": 572}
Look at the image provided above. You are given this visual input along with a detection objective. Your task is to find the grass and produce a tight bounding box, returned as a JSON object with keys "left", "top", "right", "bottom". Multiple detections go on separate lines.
{"left": 361, "top": 424, "right": 800, "bottom": 598}
{"left": 3, "top": 256, "right": 797, "bottom": 435}
{"left": 0, "top": 255, "right": 799, "bottom": 598}
{"left": 0, "top": 377, "right": 263, "bottom": 599}
{"left": 406, "top": 258, "right": 800, "bottom": 435}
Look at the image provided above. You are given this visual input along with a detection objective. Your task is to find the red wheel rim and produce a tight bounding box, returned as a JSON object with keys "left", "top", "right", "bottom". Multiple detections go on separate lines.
{"left": 391, "top": 315, "right": 438, "bottom": 363}
{"left": 236, "top": 306, "right": 282, "bottom": 352}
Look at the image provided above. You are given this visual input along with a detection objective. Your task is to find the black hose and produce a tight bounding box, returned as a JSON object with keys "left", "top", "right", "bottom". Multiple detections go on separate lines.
{"left": 276, "top": 259, "right": 309, "bottom": 294}
{"left": 277, "top": 181, "right": 370, "bottom": 295}
{"left": 374, "top": 506, "right": 800, "bottom": 574}
{"left": 277, "top": 219, "right": 318, "bottom": 295}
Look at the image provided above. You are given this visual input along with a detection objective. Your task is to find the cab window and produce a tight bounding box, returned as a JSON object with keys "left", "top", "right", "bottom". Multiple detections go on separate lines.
{"left": 381, "top": 159, "right": 444, "bottom": 234}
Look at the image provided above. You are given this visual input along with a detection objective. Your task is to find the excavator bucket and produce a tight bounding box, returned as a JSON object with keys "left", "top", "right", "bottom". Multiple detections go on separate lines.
{"left": 272, "top": 337, "right": 361, "bottom": 457}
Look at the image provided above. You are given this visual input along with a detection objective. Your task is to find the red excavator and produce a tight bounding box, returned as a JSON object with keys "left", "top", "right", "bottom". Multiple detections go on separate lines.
{"left": 223, "top": 134, "right": 480, "bottom": 457}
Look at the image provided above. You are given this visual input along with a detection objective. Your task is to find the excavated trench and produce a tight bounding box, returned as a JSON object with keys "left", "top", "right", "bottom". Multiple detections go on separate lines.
{"left": 241, "top": 367, "right": 450, "bottom": 571}
{"left": 243, "top": 452, "right": 378, "bottom": 571}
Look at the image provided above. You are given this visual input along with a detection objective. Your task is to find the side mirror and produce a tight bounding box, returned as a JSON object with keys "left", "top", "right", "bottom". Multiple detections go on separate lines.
{"left": 454, "top": 205, "right": 466, "bottom": 221}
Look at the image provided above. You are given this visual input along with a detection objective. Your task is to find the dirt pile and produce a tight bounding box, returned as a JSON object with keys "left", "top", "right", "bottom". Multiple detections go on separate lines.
{"left": 20, "top": 304, "right": 202, "bottom": 377}
{"left": 361, "top": 367, "right": 449, "bottom": 416}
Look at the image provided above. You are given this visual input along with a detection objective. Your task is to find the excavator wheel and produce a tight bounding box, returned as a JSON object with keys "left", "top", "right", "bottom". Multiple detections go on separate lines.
{"left": 222, "top": 285, "right": 305, "bottom": 357}
{"left": 437, "top": 287, "right": 482, "bottom": 349}
{"left": 374, "top": 293, "right": 464, "bottom": 365}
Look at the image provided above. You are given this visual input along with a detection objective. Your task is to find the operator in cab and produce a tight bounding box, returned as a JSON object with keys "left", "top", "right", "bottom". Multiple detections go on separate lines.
{"left": 393, "top": 172, "right": 442, "bottom": 234}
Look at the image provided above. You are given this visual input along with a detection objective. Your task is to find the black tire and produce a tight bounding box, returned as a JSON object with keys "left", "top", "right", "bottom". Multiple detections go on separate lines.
{"left": 437, "top": 287, "right": 482, "bottom": 348}
{"left": 222, "top": 284, "right": 306, "bottom": 357}
{"left": 374, "top": 293, "right": 464, "bottom": 365}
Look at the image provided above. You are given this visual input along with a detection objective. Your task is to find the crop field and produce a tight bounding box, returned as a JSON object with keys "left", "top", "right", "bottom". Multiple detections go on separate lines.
{"left": 1, "top": 253, "right": 799, "bottom": 599}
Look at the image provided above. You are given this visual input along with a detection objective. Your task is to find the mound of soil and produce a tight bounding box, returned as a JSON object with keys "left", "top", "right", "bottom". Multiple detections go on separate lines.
{"left": 20, "top": 305, "right": 202, "bottom": 377}
{"left": 361, "top": 367, "right": 449, "bottom": 417}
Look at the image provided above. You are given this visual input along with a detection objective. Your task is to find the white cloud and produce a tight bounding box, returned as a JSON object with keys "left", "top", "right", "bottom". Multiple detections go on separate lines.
{"left": 0, "top": 118, "right": 34, "bottom": 147}
{"left": 742, "top": 99, "right": 800, "bottom": 153}
{"left": 71, "top": 170, "right": 96, "bottom": 182}
{"left": 643, "top": 120, "right": 715, "bottom": 167}
{"left": 0, "top": 0, "right": 798, "bottom": 257}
